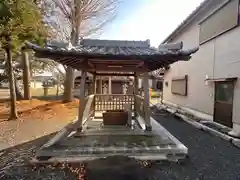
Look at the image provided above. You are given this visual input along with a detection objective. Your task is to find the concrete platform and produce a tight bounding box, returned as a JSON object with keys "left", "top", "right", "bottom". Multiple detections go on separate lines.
{"left": 33, "top": 114, "right": 188, "bottom": 163}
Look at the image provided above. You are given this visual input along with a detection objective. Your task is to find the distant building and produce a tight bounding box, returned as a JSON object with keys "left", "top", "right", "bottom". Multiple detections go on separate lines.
{"left": 31, "top": 74, "right": 54, "bottom": 88}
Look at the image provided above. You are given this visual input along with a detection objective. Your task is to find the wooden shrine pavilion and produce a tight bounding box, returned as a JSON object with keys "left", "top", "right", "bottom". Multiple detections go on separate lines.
{"left": 25, "top": 39, "right": 198, "bottom": 163}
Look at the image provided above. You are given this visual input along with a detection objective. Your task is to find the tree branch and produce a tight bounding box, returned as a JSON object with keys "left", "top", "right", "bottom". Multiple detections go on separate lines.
{"left": 44, "top": 0, "right": 120, "bottom": 40}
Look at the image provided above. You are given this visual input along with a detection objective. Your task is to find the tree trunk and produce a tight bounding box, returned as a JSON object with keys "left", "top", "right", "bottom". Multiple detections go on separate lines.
{"left": 63, "top": 66, "right": 74, "bottom": 102}
{"left": 63, "top": 28, "right": 78, "bottom": 102}
{"left": 22, "top": 48, "right": 31, "bottom": 100}
{"left": 56, "top": 73, "right": 60, "bottom": 99}
{"left": 5, "top": 47, "right": 18, "bottom": 120}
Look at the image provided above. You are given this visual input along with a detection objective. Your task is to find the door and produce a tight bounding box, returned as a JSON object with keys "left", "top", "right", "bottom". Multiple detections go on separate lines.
{"left": 214, "top": 81, "right": 234, "bottom": 128}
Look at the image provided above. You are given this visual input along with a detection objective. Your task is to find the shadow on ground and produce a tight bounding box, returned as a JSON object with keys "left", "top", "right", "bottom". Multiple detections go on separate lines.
{"left": 0, "top": 131, "right": 157, "bottom": 180}
{"left": 0, "top": 132, "right": 58, "bottom": 171}
{"left": 31, "top": 95, "right": 63, "bottom": 101}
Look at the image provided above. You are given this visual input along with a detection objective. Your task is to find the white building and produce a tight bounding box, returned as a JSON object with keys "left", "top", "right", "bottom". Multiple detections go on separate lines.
{"left": 162, "top": 0, "right": 240, "bottom": 137}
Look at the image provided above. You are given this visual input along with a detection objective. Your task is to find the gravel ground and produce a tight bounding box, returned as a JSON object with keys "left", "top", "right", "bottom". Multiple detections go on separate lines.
{"left": 152, "top": 113, "right": 240, "bottom": 180}
{"left": 1, "top": 111, "right": 240, "bottom": 180}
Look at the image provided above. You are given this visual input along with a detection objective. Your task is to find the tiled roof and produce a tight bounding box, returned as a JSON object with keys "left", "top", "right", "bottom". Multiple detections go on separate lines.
{"left": 25, "top": 39, "right": 198, "bottom": 71}
{"left": 27, "top": 39, "right": 197, "bottom": 56}
{"left": 30, "top": 40, "right": 158, "bottom": 56}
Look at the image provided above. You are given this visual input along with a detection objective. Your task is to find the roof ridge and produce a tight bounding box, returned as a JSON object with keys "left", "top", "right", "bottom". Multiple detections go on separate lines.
{"left": 81, "top": 38, "right": 149, "bottom": 43}
{"left": 80, "top": 38, "right": 151, "bottom": 48}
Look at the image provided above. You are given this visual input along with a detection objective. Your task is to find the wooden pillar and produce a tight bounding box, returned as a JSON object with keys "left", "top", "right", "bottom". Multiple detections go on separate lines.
{"left": 22, "top": 48, "right": 31, "bottom": 100}
{"left": 100, "top": 77, "right": 102, "bottom": 94}
{"left": 77, "top": 70, "right": 86, "bottom": 132}
{"left": 108, "top": 76, "right": 112, "bottom": 94}
{"left": 143, "top": 72, "right": 152, "bottom": 131}
{"left": 93, "top": 75, "right": 96, "bottom": 94}
{"left": 87, "top": 82, "right": 91, "bottom": 95}
{"left": 152, "top": 78, "right": 156, "bottom": 90}
{"left": 92, "top": 75, "right": 96, "bottom": 118}
{"left": 134, "top": 74, "right": 139, "bottom": 95}
{"left": 134, "top": 73, "right": 139, "bottom": 118}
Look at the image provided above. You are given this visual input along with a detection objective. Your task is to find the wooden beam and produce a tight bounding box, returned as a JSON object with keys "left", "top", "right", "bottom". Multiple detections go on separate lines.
{"left": 89, "top": 62, "right": 139, "bottom": 66}
{"left": 59, "top": 57, "right": 84, "bottom": 65}
{"left": 136, "top": 61, "right": 144, "bottom": 68}
{"left": 89, "top": 59, "right": 142, "bottom": 64}
{"left": 78, "top": 59, "right": 94, "bottom": 70}
{"left": 143, "top": 72, "right": 152, "bottom": 131}
{"left": 85, "top": 65, "right": 148, "bottom": 73}
{"left": 89, "top": 62, "right": 141, "bottom": 69}
{"left": 88, "top": 61, "right": 95, "bottom": 68}
{"left": 95, "top": 73, "right": 134, "bottom": 76}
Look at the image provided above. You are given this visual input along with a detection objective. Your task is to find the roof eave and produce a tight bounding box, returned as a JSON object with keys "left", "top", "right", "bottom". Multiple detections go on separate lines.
{"left": 26, "top": 40, "right": 197, "bottom": 60}
{"left": 25, "top": 41, "right": 199, "bottom": 72}
{"left": 32, "top": 47, "right": 198, "bottom": 61}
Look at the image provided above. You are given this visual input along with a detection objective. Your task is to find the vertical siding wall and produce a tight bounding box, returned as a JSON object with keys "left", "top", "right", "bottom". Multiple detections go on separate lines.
{"left": 163, "top": 20, "right": 240, "bottom": 126}
{"left": 164, "top": 24, "right": 215, "bottom": 115}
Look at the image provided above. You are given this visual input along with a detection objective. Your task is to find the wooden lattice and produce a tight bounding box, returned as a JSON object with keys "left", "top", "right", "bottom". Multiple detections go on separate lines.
{"left": 95, "top": 94, "right": 134, "bottom": 111}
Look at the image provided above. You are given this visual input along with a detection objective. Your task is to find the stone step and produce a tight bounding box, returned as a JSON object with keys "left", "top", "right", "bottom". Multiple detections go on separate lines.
{"left": 58, "top": 134, "right": 174, "bottom": 148}
{"left": 31, "top": 153, "right": 170, "bottom": 164}
{"left": 75, "top": 130, "right": 150, "bottom": 136}
{"left": 36, "top": 144, "right": 182, "bottom": 159}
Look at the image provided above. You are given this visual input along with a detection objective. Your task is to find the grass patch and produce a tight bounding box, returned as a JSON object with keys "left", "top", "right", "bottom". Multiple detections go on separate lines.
{"left": 151, "top": 91, "right": 162, "bottom": 98}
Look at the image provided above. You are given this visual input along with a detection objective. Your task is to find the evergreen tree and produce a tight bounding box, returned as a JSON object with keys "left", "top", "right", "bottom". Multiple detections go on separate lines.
{"left": 0, "top": 0, "right": 51, "bottom": 120}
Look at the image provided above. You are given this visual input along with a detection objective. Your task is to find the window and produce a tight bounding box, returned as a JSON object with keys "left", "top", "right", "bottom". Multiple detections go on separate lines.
{"left": 199, "top": 0, "right": 239, "bottom": 44}
{"left": 171, "top": 75, "right": 188, "bottom": 96}
{"left": 215, "top": 81, "right": 234, "bottom": 103}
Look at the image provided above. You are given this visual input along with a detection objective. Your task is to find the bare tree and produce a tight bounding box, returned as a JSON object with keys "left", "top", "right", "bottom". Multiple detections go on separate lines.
{"left": 45, "top": 0, "right": 119, "bottom": 102}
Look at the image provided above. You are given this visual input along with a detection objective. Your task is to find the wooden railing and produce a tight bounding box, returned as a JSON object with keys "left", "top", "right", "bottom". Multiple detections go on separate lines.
{"left": 82, "top": 94, "right": 95, "bottom": 125}
{"left": 135, "top": 95, "right": 145, "bottom": 118}
{"left": 95, "top": 94, "right": 134, "bottom": 111}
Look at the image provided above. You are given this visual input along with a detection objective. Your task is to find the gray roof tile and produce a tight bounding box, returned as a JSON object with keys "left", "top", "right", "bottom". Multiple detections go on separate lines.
{"left": 25, "top": 38, "right": 199, "bottom": 71}
{"left": 27, "top": 39, "right": 195, "bottom": 56}
{"left": 44, "top": 39, "right": 156, "bottom": 56}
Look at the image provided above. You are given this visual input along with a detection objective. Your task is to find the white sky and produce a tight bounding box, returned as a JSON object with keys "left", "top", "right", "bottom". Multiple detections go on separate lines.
{"left": 100, "top": 0, "right": 205, "bottom": 47}
{"left": 42, "top": 0, "right": 205, "bottom": 76}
